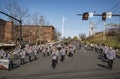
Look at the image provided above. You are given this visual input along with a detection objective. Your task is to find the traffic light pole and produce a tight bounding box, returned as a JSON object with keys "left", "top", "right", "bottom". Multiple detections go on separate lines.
{"left": 77, "top": 13, "right": 120, "bottom": 40}
{"left": 77, "top": 14, "right": 120, "bottom": 17}
{"left": 0, "top": 10, "right": 22, "bottom": 45}
{"left": 103, "top": 21, "right": 106, "bottom": 40}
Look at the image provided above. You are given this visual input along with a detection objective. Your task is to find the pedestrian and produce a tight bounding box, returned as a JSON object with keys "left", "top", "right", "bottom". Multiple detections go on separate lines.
{"left": 47, "top": 47, "right": 50, "bottom": 56}
{"left": 69, "top": 47, "right": 74, "bottom": 58}
{"left": 51, "top": 48, "right": 57, "bottom": 69}
{"left": 60, "top": 47, "right": 66, "bottom": 62}
{"left": 20, "top": 49, "right": 26, "bottom": 65}
{"left": 103, "top": 46, "right": 109, "bottom": 59}
{"left": 34, "top": 47, "right": 37, "bottom": 60}
{"left": 65, "top": 46, "right": 69, "bottom": 54}
{"left": 43, "top": 47, "right": 46, "bottom": 57}
{"left": 28, "top": 47, "right": 32, "bottom": 62}
{"left": 8, "top": 51, "right": 14, "bottom": 70}
{"left": 106, "top": 47, "right": 116, "bottom": 69}
{"left": 79, "top": 43, "right": 81, "bottom": 50}
{"left": 91, "top": 43, "right": 93, "bottom": 50}
{"left": 55, "top": 48, "right": 59, "bottom": 64}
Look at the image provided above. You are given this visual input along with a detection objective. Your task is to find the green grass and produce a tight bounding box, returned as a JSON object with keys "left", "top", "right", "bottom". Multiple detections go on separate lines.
{"left": 87, "top": 37, "right": 120, "bottom": 49}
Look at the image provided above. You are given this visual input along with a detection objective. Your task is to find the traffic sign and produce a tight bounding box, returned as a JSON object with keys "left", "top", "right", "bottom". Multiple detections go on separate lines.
{"left": 89, "top": 12, "right": 93, "bottom": 17}
{"left": 106, "top": 12, "right": 112, "bottom": 18}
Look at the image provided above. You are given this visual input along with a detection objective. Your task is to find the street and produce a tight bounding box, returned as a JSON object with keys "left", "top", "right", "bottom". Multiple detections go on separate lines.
{"left": 0, "top": 44, "right": 120, "bottom": 79}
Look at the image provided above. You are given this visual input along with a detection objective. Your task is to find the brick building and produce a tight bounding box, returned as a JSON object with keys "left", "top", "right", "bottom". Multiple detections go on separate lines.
{"left": 0, "top": 19, "right": 14, "bottom": 42}
{"left": 19, "top": 25, "right": 55, "bottom": 43}
{"left": 0, "top": 19, "right": 55, "bottom": 43}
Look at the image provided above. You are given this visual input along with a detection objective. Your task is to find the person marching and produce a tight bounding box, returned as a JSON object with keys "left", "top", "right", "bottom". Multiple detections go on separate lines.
{"left": 33, "top": 46, "right": 37, "bottom": 60}
{"left": 69, "top": 47, "right": 74, "bottom": 58}
{"left": 20, "top": 49, "right": 26, "bottom": 65}
{"left": 55, "top": 48, "right": 59, "bottom": 64}
{"left": 28, "top": 47, "right": 32, "bottom": 62}
{"left": 43, "top": 47, "right": 46, "bottom": 57}
{"left": 47, "top": 47, "right": 50, "bottom": 56}
{"left": 106, "top": 47, "right": 116, "bottom": 69}
{"left": 51, "top": 48, "right": 57, "bottom": 69}
{"left": 8, "top": 50, "right": 14, "bottom": 70}
{"left": 60, "top": 47, "right": 66, "bottom": 62}
{"left": 103, "top": 46, "right": 109, "bottom": 59}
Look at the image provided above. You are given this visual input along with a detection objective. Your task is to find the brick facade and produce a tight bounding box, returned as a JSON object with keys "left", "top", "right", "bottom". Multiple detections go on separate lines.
{"left": 19, "top": 25, "right": 55, "bottom": 43}
{"left": 0, "top": 19, "right": 55, "bottom": 43}
{"left": 0, "top": 19, "right": 13, "bottom": 42}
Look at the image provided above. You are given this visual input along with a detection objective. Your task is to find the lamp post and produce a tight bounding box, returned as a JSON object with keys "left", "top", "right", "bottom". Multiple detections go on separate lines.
{"left": 103, "top": 21, "right": 106, "bottom": 40}
{"left": 62, "top": 15, "right": 67, "bottom": 39}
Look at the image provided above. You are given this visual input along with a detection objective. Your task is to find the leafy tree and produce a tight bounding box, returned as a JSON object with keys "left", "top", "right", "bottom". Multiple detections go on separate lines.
{"left": 73, "top": 36, "right": 78, "bottom": 41}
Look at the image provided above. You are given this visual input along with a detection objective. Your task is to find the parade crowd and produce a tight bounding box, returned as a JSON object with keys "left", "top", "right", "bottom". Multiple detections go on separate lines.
{"left": 0, "top": 41, "right": 118, "bottom": 70}
{"left": 90, "top": 43, "right": 116, "bottom": 69}
{"left": 0, "top": 41, "right": 76, "bottom": 69}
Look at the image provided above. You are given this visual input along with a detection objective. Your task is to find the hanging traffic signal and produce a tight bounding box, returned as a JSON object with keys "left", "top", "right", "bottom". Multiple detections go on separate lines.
{"left": 82, "top": 12, "right": 89, "bottom": 20}
{"left": 102, "top": 12, "right": 106, "bottom": 21}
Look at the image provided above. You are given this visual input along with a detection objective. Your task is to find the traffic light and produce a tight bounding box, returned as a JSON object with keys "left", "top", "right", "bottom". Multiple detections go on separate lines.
{"left": 82, "top": 12, "right": 89, "bottom": 20}
{"left": 102, "top": 12, "right": 106, "bottom": 21}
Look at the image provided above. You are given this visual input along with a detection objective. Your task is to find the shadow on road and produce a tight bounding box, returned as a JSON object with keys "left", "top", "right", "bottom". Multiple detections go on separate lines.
{"left": 97, "top": 64, "right": 108, "bottom": 69}
{"left": 97, "top": 54, "right": 108, "bottom": 63}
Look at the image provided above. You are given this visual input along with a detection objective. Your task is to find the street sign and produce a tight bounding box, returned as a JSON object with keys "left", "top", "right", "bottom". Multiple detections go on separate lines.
{"left": 89, "top": 12, "right": 93, "bottom": 17}
{"left": 106, "top": 12, "right": 112, "bottom": 18}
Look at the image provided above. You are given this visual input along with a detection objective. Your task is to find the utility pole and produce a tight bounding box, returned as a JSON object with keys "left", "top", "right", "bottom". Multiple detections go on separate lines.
{"left": 0, "top": 11, "right": 22, "bottom": 45}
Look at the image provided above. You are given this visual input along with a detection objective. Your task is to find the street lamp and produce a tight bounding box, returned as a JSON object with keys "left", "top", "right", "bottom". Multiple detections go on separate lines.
{"left": 62, "top": 15, "right": 67, "bottom": 39}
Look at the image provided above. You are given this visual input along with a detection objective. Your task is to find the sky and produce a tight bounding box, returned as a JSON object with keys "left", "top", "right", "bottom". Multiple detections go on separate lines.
{"left": 0, "top": 0, "right": 120, "bottom": 38}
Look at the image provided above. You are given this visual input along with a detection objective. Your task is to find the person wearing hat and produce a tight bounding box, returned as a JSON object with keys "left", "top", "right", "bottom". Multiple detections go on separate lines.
{"left": 20, "top": 49, "right": 26, "bottom": 65}
{"left": 60, "top": 47, "right": 66, "bottom": 62}
{"left": 106, "top": 47, "right": 116, "bottom": 69}
{"left": 51, "top": 48, "right": 57, "bottom": 69}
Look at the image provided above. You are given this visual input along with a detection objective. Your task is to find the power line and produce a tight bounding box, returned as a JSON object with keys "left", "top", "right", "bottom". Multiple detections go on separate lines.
{"left": 96, "top": 1, "right": 120, "bottom": 26}
{"left": 112, "top": 6, "right": 120, "bottom": 14}
{"left": 110, "top": 2, "right": 120, "bottom": 11}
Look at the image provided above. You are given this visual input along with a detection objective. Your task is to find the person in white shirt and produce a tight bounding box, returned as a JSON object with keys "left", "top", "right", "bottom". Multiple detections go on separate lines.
{"left": 106, "top": 47, "right": 116, "bottom": 69}
{"left": 20, "top": 49, "right": 26, "bottom": 65}
{"left": 33, "top": 47, "right": 37, "bottom": 60}
{"left": 43, "top": 47, "right": 46, "bottom": 57}
{"left": 55, "top": 48, "right": 59, "bottom": 64}
{"left": 60, "top": 47, "right": 66, "bottom": 62}
{"left": 28, "top": 47, "right": 32, "bottom": 62}
{"left": 51, "top": 48, "right": 57, "bottom": 69}
{"left": 103, "top": 46, "right": 109, "bottom": 59}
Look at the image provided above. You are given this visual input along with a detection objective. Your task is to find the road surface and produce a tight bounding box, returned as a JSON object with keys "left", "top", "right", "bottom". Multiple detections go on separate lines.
{"left": 0, "top": 44, "right": 120, "bottom": 79}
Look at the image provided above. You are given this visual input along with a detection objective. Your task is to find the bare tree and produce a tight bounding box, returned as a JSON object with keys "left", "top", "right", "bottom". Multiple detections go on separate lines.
{"left": 31, "top": 12, "right": 47, "bottom": 44}
{"left": 3, "top": 0, "right": 28, "bottom": 44}
{"left": 4, "top": 0, "right": 28, "bottom": 24}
